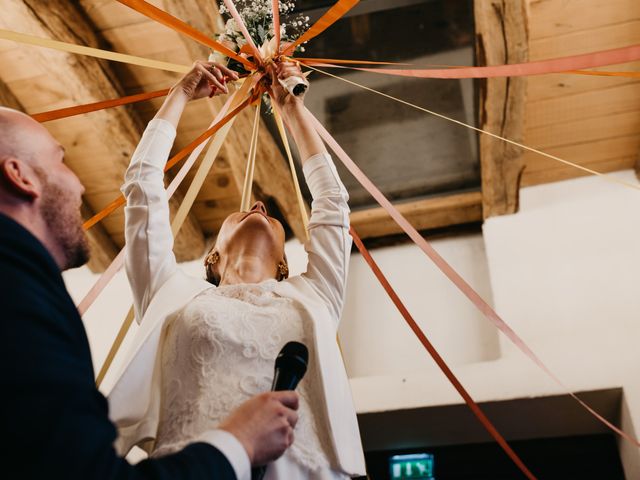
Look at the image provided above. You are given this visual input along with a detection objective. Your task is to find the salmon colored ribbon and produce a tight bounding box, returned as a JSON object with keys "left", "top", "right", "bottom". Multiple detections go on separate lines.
{"left": 282, "top": 0, "right": 359, "bottom": 55}
{"left": 272, "top": 0, "right": 281, "bottom": 52}
{"left": 82, "top": 95, "right": 251, "bottom": 231}
{"left": 308, "top": 108, "right": 640, "bottom": 448}
{"left": 77, "top": 248, "right": 126, "bottom": 317}
{"left": 350, "top": 227, "right": 538, "bottom": 480}
{"left": 303, "top": 43, "right": 640, "bottom": 79}
{"left": 297, "top": 57, "right": 640, "bottom": 77}
{"left": 32, "top": 89, "right": 170, "bottom": 123}
{"left": 116, "top": 0, "right": 254, "bottom": 70}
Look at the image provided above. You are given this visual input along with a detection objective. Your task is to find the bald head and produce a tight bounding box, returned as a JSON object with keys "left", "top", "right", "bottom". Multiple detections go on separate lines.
{"left": 0, "top": 107, "right": 56, "bottom": 169}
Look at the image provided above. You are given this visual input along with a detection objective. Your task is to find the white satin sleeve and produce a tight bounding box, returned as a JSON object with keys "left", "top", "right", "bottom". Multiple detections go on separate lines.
{"left": 121, "top": 118, "right": 178, "bottom": 323}
{"left": 198, "top": 429, "right": 251, "bottom": 480}
{"left": 301, "top": 153, "right": 352, "bottom": 326}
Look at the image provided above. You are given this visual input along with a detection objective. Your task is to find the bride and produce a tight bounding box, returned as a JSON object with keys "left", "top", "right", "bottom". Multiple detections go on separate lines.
{"left": 105, "top": 60, "right": 366, "bottom": 479}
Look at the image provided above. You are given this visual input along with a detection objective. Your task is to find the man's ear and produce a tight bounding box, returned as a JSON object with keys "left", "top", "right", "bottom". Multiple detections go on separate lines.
{"left": 0, "top": 158, "right": 41, "bottom": 200}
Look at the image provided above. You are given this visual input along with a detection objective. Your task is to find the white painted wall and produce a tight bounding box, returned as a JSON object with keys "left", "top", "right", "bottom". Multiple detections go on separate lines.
{"left": 345, "top": 170, "right": 640, "bottom": 477}
{"left": 65, "top": 169, "right": 640, "bottom": 475}
{"left": 338, "top": 234, "right": 499, "bottom": 379}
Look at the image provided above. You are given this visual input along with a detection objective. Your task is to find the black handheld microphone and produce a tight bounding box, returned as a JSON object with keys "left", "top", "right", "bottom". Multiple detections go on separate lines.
{"left": 253, "top": 342, "right": 309, "bottom": 480}
{"left": 271, "top": 341, "right": 309, "bottom": 391}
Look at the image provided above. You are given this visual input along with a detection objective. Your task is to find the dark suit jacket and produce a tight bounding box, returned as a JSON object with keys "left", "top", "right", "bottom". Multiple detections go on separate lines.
{"left": 0, "top": 214, "right": 237, "bottom": 479}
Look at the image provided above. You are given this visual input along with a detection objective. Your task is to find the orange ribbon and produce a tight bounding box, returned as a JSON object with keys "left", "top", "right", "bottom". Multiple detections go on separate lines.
{"left": 282, "top": 0, "right": 359, "bottom": 55}
{"left": 82, "top": 95, "right": 252, "bottom": 230}
{"left": 32, "top": 89, "right": 170, "bottom": 123}
{"left": 350, "top": 227, "right": 538, "bottom": 480}
{"left": 116, "top": 0, "right": 254, "bottom": 70}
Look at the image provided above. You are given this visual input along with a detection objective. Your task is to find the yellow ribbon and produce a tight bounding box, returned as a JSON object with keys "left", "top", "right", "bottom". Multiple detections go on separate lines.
{"left": 172, "top": 80, "right": 255, "bottom": 234}
{"left": 95, "top": 308, "right": 134, "bottom": 387}
{"left": 0, "top": 29, "right": 190, "bottom": 73}
{"left": 240, "top": 100, "right": 262, "bottom": 212}
{"left": 271, "top": 102, "right": 310, "bottom": 237}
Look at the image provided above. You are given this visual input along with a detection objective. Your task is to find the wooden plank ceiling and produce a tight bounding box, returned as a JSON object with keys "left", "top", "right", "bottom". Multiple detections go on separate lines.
{"left": 0, "top": 0, "right": 638, "bottom": 271}
{"left": 521, "top": 0, "right": 640, "bottom": 186}
{"left": 0, "top": 0, "right": 307, "bottom": 272}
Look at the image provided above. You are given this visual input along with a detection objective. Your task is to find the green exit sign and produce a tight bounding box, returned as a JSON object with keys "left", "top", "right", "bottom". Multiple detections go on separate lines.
{"left": 389, "top": 453, "right": 435, "bottom": 480}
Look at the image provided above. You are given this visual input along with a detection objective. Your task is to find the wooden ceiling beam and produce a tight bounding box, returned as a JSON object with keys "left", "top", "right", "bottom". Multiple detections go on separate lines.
{"left": 475, "top": 0, "right": 529, "bottom": 218}
{"left": 0, "top": 0, "right": 206, "bottom": 266}
{"left": 0, "top": 77, "right": 22, "bottom": 111}
{"left": 161, "top": 0, "right": 310, "bottom": 241}
{"left": 350, "top": 192, "right": 483, "bottom": 240}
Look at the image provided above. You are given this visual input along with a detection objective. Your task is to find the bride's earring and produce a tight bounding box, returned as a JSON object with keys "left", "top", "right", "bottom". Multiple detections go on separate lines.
{"left": 205, "top": 251, "right": 220, "bottom": 277}
{"left": 276, "top": 261, "right": 289, "bottom": 281}
{"left": 205, "top": 251, "right": 220, "bottom": 266}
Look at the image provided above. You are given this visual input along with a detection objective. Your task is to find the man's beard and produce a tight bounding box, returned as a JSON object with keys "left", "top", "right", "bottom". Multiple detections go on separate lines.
{"left": 36, "top": 169, "right": 90, "bottom": 270}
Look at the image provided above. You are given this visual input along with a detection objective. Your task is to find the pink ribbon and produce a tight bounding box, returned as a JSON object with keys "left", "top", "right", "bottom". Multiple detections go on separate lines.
{"left": 302, "top": 43, "right": 640, "bottom": 79}
{"left": 307, "top": 108, "right": 640, "bottom": 447}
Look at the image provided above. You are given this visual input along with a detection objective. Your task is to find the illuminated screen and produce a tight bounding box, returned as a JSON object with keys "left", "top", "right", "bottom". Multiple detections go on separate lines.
{"left": 389, "top": 453, "right": 435, "bottom": 479}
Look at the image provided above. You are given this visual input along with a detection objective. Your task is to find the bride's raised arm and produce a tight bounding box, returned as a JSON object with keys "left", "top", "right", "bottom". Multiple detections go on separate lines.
{"left": 121, "top": 61, "right": 237, "bottom": 321}
{"left": 274, "top": 62, "right": 352, "bottom": 325}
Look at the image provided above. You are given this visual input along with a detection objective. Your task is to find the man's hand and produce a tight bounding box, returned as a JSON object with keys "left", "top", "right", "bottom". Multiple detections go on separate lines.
{"left": 219, "top": 391, "right": 299, "bottom": 466}
{"left": 172, "top": 60, "right": 239, "bottom": 100}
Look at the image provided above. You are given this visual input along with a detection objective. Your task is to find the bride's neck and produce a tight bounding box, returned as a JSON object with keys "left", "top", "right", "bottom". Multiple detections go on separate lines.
{"left": 219, "top": 254, "right": 275, "bottom": 286}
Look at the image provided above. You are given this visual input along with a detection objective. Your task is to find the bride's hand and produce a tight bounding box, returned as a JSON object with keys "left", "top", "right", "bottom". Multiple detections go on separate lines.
{"left": 269, "top": 61, "right": 306, "bottom": 112}
{"left": 172, "top": 60, "right": 239, "bottom": 100}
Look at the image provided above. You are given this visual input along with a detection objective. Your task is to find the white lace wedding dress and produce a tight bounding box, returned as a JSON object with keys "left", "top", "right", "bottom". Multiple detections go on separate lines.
{"left": 151, "top": 279, "right": 349, "bottom": 479}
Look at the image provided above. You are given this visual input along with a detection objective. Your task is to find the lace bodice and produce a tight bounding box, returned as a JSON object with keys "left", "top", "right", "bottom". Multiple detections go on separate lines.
{"left": 151, "top": 280, "right": 338, "bottom": 474}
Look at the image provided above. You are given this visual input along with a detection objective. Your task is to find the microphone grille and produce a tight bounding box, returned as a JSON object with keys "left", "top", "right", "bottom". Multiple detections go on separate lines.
{"left": 275, "top": 341, "right": 308, "bottom": 376}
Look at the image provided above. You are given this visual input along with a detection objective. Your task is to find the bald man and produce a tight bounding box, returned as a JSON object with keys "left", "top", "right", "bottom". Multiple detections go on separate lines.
{"left": 0, "top": 107, "right": 299, "bottom": 480}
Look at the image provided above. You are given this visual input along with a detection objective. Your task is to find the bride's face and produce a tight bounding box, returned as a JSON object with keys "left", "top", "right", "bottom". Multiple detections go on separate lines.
{"left": 206, "top": 201, "right": 286, "bottom": 281}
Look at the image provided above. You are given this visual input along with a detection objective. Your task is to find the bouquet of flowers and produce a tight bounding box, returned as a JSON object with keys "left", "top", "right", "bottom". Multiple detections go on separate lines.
{"left": 216, "top": 0, "right": 310, "bottom": 76}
